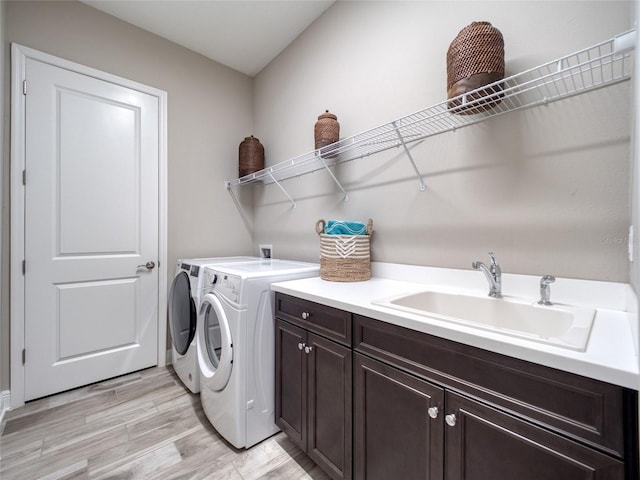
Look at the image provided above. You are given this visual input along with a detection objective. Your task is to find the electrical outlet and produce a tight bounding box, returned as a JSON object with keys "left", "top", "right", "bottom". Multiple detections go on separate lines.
{"left": 260, "top": 244, "right": 273, "bottom": 259}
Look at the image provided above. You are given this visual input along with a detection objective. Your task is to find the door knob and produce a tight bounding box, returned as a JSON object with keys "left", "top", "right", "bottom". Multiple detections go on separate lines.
{"left": 428, "top": 406, "right": 439, "bottom": 419}
{"left": 137, "top": 261, "right": 156, "bottom": 270}
{"left": 298, "top": 342, "right": 304, "bottom": 351}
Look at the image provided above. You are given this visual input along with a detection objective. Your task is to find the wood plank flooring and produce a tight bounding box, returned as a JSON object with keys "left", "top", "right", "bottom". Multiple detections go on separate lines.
{"left": 0, "top": 367, "right": 330, "bottom": 480}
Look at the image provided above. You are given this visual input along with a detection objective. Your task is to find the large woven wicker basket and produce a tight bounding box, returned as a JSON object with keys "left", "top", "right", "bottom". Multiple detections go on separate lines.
{"left": 239, "top": 135, "right": 264, "bottom": 177}
{"left": 314, "top": 110, "right": 340, "bottom": 150}
{"left": 316, "top": 219, "right": 373, "bottom": 282}
{"left": 446, "top": 21, "right": 505, "bottom": 115}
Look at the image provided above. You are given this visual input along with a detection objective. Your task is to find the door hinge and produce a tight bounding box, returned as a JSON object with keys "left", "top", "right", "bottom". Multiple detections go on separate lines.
{"left": 22, "top": 170, "right": 26, "bottom": 186}
{"left": 22, "top": 259, "right": 25, "bottom": 275}
{"left": 22, "top": 349, "right": 26, "bottom": 365}
{"left": 23, "top": 80, "right": 27, "bottom": 95}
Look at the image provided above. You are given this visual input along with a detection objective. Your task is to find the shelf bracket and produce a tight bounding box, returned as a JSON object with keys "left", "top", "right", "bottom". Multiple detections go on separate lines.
{"left": 315, "top": 152, "right": 349, "bottom": 201}
{"left": 392, "top": 121, "right": 426, "bottom": 191}
{"left": 268, "top": 172, "right": 297, "bottom": 208}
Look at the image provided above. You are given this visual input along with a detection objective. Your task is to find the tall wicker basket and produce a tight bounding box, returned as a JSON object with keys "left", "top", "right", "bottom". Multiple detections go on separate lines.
{"left": 239, "top": 135, "right": 264, "bottom": 177}
{"left": 446, "top": 21, "right": 505, "bottom": 115}
{"left": 316, "top": 219, "right": 373, "bottom": 282}
{"left": 314, "top": 110, "right": 340, "bottom": 150}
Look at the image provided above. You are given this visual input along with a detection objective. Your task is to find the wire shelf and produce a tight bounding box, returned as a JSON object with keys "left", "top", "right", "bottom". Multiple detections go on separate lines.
{"left": 225, "top": 30, "right": 635, "bottom": 203}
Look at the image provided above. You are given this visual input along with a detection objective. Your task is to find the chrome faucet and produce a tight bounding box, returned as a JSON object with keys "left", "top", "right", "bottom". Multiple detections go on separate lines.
{"left": 538, "top": 275, "right": 556, "bottom": 305}
{"left": 472, "top": 252, "right": 502, "bottom": 298}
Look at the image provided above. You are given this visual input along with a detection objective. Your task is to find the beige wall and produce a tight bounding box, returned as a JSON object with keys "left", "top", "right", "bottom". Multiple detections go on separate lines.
{"left": 252, "top": 1, "right": 634, "bottom": 281}
{"left": 1, "top": 1, "right": 255, "bottom": 391}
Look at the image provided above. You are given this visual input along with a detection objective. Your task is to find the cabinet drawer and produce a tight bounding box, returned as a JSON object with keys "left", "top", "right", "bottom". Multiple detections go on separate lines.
{"left": 275, "top": 293, "right": 351, "bottom": 346}
{"left": 354, "top": 314, "right": 632, "bottom": 458}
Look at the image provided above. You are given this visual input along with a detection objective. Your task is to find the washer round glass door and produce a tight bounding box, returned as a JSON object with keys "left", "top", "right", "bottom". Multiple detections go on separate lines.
{"left": 168, "top": 271, "right": 196, "bottom": 355}
{"left": 197, "top": 292, "right": 233, "bottom": 391}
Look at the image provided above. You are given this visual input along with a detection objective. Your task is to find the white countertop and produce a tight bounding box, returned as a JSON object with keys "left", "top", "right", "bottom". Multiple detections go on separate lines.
{"left": 272, "top": 263, "right": 640, "bottom": 390}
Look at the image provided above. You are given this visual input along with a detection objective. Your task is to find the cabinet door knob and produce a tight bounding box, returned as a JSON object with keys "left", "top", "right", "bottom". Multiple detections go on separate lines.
{"left": 301, "top": 312, "right": 311, "bottom": 320}
{"left": 298, "top": 342, "right": 304, "bottom": 351}
{"left": 445, "top": 413, "right": 457, "bottom": 427}
{"left": 428, "top": 406, "right": 439, "bottom": 419}
{"left": 304, "top": 345, "right": 313, "bottom": 354}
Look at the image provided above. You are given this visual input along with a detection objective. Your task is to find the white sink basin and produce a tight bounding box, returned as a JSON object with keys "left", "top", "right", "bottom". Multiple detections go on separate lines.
{"left": 372, "top": 290, "right": 596, "bottom": 351}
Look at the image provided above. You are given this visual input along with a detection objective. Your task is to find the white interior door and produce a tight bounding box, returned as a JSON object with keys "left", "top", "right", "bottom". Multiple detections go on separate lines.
{"left": 23, "top": 57, "right": 160, "bottom": 400}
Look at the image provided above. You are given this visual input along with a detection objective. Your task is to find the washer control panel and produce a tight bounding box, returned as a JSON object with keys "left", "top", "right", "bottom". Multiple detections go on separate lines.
{"left": 205, "top": 268, "right": 241, "bottom": 304}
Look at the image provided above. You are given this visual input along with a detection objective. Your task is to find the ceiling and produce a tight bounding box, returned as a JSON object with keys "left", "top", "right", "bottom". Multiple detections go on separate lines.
{"left": 81, "top": 0, "right": 336, "bottom": 77}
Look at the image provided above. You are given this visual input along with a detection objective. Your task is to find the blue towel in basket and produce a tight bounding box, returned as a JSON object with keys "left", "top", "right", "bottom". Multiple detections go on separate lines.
{"left": 324, "top": 220, "right": 368, "bottom": 236}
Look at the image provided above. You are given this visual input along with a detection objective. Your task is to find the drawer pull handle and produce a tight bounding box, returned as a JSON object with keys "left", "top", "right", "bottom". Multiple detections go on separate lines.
{"left": 445, "top": 413, "right": 457, "bottom": 427}
{"left": 428, "top": 406, "right": 439, "bottom": 419}
{"left": 301, "top": 312, "right": 311, "bottom": 320}
{"left": 298, "top": 342, "right": 304, "bottom": 351}
{"left": 304, "top": 345, "right": 313, "bottom": 354}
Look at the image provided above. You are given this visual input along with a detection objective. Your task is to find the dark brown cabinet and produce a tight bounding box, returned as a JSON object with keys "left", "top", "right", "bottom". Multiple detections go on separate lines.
{"left": 275, "top": 293, "right": 638, "bottom": 480}
{"left": 275, "top": 295, "right": 352, "bottom": 480}
{"left": 306, "top": 331, "right": 352, "bottom": 479}
{"left": 354, "top": 314, "right": 636, "bottom": 480}
{"left": 354, "top": 353, "right": 444, "bottom": 480}
{"left": 354, "top": 349, "right": 627, "bottom": 480}
{"left": 275, "top": 318, "right": 306, "bottom": 448}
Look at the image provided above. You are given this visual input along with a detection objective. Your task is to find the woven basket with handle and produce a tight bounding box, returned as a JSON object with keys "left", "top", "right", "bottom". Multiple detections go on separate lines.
{"left": 316, "top": 219, "right": 373, "bottom": 282}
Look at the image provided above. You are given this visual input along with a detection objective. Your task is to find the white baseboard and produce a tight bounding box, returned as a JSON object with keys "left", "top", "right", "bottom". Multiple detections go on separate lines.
{"left": 0, "top": 390, "right": 11, "bottom": 433}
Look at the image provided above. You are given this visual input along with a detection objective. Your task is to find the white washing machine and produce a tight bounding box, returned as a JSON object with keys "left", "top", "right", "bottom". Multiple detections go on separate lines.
{"left": 196, "top": 259, "right": 319, "bottom": 448}
{"left": 167, "top": 256, "right": 260, "bottom": 393}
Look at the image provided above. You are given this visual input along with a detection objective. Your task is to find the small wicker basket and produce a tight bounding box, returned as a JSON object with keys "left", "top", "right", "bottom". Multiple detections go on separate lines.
{"left": 446, "top": 21, "right": 505, "bottom": 115}
{"left": 316, "top": 219, "right": 373, "bottom": 282}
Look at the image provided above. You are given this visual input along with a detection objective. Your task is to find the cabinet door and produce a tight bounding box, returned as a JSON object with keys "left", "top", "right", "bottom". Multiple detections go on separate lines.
{"left": 275, "top": 318, "right": 306, "bottom": 449}
{"left": 307, "top": 332, "right": 353, "bottom": 480}
{"left": 354, "top": 353, "right": 444, "bottom": 480}
{"left": 444, "top": 391, "right": 625, "bottom": 480}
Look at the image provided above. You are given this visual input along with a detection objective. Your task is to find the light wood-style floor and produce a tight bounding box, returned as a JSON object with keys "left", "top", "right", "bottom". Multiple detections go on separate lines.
{"left": 0, "top": 366, "right": 331, "bottom": 480}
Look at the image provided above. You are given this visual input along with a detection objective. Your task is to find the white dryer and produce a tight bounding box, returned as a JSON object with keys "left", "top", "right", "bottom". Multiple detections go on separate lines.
{"left": 167, "top": 256, "right": 260, "bottom": 393}
{"left": 196, "top": 260, "right": 319, "bottom": 448}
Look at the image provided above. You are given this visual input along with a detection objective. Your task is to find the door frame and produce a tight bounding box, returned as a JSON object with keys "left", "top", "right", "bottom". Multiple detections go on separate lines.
{"left": 10, "top": 44, "right": 168, "bottom": 408}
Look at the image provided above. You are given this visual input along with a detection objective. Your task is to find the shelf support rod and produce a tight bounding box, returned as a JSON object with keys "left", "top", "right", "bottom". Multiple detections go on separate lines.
{"left": 315, "top": 152, "right": 349, "bottom": 201}
{"left": 392, "top": 121, "right": 426, "bottom": 191}
{"left": 268, "top": 172, "right": 296, "bottom": 208}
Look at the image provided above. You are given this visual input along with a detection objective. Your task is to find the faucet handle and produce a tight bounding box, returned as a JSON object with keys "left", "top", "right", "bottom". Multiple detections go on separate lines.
{"left": 540, "top": 275, "right": 556, "bottom": 286}
{"left": 538, "top": 275, "right": 556, "bottom": 305}
{"left": 487, "top": 252, "right": 501, "bottom": 275}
